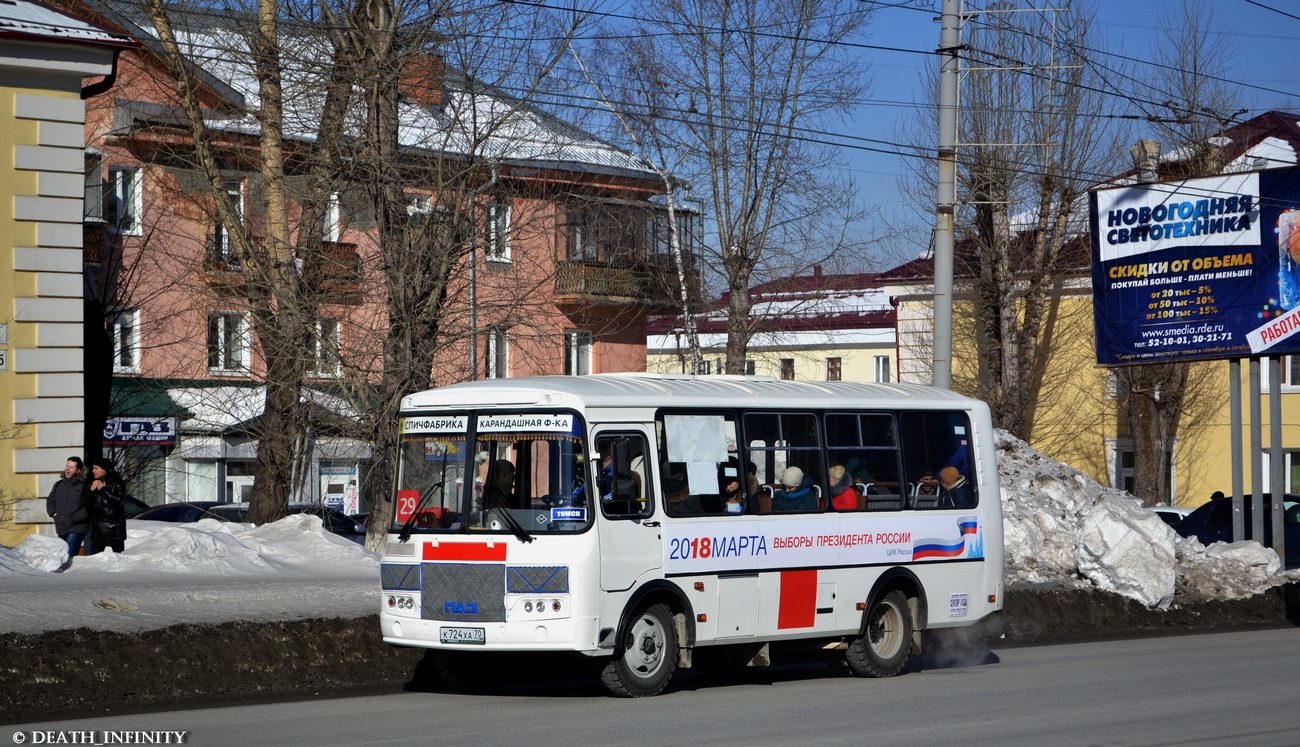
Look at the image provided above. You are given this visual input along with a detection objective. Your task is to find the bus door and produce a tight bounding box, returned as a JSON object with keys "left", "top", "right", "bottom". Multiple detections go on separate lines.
{"left": 595, "top": 430, "right": 662, "bottom": 591}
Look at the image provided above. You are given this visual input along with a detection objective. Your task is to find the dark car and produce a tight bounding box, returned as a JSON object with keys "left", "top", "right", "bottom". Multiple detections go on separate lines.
{"left": 1171, "top": 494, "right": 1300, "bottom": 569}
{"left": 123, "top": 494, "right": 151, "bottom": 520}
{"left": 131, "top": 501, "right": 232, "bottom": 523}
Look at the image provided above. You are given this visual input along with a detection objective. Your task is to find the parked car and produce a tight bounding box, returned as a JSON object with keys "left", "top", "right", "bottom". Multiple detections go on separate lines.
{"left": 1171, "top": 494, "right": 1300, "bottom": 569}
{"left": 210, "top": 502, "right": 366, "bottom": 543}
{"left": 123, "top": 494, "right": 151, "bottom": 520}
{"left": 130, "top": 500, "right": 366, "bottom": 543}
{"left": 1149, "top": 505, "right": 1194, "bottom": 526}
{"left": 131, "top": 501, "right": 232, "bottom": 523}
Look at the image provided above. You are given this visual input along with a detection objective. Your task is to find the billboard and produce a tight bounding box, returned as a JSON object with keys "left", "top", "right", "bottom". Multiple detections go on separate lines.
{"left": 1090, "top": 168, "right": 1300, "bottom": 365}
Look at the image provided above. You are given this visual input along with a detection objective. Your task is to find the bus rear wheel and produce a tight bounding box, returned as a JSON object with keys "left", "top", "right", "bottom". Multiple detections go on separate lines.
{"left": 601, "top": 603, "right": 677, "bottom": 697}
{"left": 845, "top": 590, "right": 912, "bottom": 678}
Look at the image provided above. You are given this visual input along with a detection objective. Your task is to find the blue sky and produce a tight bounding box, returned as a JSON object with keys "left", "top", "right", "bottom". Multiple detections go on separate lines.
{"left": 841, "top": 0, "right": 1300, "bottom": 265}
{"left": 582, "top": 1, "right": 1300, "bottom": 271}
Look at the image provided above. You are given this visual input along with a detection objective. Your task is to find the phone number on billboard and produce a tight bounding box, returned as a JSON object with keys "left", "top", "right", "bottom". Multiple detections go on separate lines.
{"left": 1143, "top": 332, "right": 1233, "bottom": 347}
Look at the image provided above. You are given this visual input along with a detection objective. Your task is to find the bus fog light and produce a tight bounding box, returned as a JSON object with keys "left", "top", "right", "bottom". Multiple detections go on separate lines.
{"left": 524, "top": 600, "right": 533, "bottom": 613}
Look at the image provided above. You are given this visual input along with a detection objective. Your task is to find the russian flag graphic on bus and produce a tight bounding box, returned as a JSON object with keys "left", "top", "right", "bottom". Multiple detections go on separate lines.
{"left": 911, "top": 516, "right": 982, "bottom": 561}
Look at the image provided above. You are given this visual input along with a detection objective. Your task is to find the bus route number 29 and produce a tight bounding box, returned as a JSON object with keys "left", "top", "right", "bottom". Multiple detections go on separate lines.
{"left": 669, "top": 536, "right": 712, "bottom": 560}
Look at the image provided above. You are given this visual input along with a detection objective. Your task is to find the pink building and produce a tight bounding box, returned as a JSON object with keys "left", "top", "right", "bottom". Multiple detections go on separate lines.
{"left": 68, "top": 5, "right": 697, "bottom": 509}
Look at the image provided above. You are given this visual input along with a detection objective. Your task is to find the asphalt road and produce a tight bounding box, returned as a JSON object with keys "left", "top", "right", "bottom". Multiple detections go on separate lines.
{"left": 7, "top": 627, "right": 1297, "bottom": 746}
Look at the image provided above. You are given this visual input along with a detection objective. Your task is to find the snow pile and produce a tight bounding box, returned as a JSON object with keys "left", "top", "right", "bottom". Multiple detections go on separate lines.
{"left": 0, "top": 515, "right": 380, "bottom": 634}
{"left": 0, "top": 514, "right": 378, "bottom": 579}
{"left": 997, "top": 430, "right": 1299, "bottom": 608}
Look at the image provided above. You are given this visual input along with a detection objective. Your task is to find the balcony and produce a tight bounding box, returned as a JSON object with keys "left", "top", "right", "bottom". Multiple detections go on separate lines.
{"left": 554, "top": 258, "right": 696, "bottom": 311}
{"left": 202, "top": 237, "right": 362, "bottom": 303}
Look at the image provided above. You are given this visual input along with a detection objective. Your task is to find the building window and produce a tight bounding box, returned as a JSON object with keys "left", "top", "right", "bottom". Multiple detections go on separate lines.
{"left": 1112, "top": 440, "right": 1174, "bottom": 503}
{"left": 486, "top": 199, "right": 511, "bottom": 262}
{"left": 84, "top": 153, "right": 104, "bottom": 222}
{"left": 485, "top": 327, "right": 509, "bottom": 379}
{"left": 212, "top": 179, "right": 244, "bottom": 268}
{"left": 700, "top": 359, "right": 712, "bottom": 376}
{"left": 110, "top": 308, "right": 140, "bottom": 373}
{"left": 744, "top": 359, "right": 756, "bottom": 376}
{"left": 565, "top": 330, "right": 592, "bottom": 375}
{"left": 207, "top": 311, "right": 249, "bottom": 374}
{"left": 780, "top": 358, "right": 795, "bottom": 380}
{"left": 826, "top": 357, "right": 842, "bottom": 381}
{"left": 106, "top": 166, "right": 142, "bottom": 235}
{"left": 874, "top": 355, "right": 891, "bottom": 383}
{"left": 307, "top": 318, "right": 340, "bottom": 377}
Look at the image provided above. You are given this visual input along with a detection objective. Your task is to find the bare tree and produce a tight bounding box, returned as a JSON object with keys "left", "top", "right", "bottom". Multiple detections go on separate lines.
{"left": 910, "top": 1, "right": 1125, "bottom": 441}
{"left": 139, "top": 0, "right": 374, "bottom": 523}
{"left": 1113, "top": 0, "right": 1240, "bottom": 506}
{"left": 595, "top": 0, "right": 873, "bottom": 374}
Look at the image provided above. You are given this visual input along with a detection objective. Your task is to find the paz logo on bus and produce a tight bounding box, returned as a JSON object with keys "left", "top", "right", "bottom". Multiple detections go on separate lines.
{"left": 444, "top": 602, "right": 479, "bottom": 614}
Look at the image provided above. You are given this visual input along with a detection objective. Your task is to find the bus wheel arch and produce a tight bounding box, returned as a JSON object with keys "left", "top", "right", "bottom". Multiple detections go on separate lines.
{"left": 845, "top": 568, "right": 926, "bottom": 678}
{"left": 601, "top": 583, "right": 693, "bottom": 697}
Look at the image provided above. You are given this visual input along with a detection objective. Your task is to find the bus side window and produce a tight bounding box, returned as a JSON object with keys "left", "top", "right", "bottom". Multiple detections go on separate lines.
{"left": 597, "top": 433, "right": 652, "bottom": 519}
{"left": 900, "top": 411, "right": 976, "bottom": 510}
{"left": 826, "top": 412, "right": 904, "bottom": 511}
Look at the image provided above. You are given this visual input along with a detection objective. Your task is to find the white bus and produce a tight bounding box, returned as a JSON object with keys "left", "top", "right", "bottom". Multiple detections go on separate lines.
{"left": 379, "top": 374, "right": 1003, "bottom": 697}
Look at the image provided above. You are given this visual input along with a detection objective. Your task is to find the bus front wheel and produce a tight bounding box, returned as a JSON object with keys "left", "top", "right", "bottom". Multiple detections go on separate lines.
{"left": 845, "top": 590, "right": 912, "bottom": 678}
{"left": 601, "top": 603, "right": 677, "bottom": 697}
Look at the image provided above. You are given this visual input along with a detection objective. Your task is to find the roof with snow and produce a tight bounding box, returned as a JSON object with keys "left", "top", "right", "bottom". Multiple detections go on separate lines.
{"left": 649, "top": 268, "right": 895, "bottom": 337}
{"left": 0, "top": 0, "right": 137, "bottom": 48}
{"left": 93, "top": 8, "right": 658, "bottom": 183}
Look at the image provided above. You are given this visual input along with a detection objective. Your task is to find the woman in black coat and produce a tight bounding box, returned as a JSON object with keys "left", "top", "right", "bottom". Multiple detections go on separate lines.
{"left": 85, "top": 457, "right": 128, "bottom": 555}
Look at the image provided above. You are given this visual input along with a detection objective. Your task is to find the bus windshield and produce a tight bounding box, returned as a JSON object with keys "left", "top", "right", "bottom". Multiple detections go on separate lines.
{"left": 393, "top": 411, "right": 591, "bottom": 534}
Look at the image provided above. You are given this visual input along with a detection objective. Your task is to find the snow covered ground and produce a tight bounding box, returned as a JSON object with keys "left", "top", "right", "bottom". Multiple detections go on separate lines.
{"left": 2, "top": 431, "right": 1297, "bottom": 635}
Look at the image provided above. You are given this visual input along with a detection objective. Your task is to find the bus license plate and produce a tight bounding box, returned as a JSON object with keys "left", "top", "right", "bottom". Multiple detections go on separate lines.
{"left": 440, "top": 626, "right": 485, "bottom": 645}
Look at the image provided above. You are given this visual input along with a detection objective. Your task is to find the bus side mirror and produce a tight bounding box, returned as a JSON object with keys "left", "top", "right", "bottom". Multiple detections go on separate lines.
{"left": 612, "top": 437, "right": 633, "bottom": 480}
{"left": 603, "top": 437, "right": 645, "bottom": 516}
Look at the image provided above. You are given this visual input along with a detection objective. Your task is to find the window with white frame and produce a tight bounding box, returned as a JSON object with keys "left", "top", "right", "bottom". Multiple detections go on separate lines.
{"left": 212, "top": 179, "right": 245, "bottom": 268}
{"left": 110, "top": 308, "right": 140, "bottom": 373}
{"left": 324, "top": 192, "right": 342, "bottom": 242}
{"left": 486, "top": 199, "right": 511, "bottom": 261}
{"left": 874, "top": 355, "right": 891, "bottom": 383}
{"left": 485, "top": 327, "right": 509, "bottom": 379}
{"left": 779, "top": 358, "right": 795, "bottom": 380}
{"left": 106, "top": 166, "right": 142, "bottom": 235}
{"left": 307, "top": 318, "right": 340, "bottom": 377}
{"left": 1255, "top": 355, "right": 1300, "bottom": 392}
{"left": 1111, "top": 439, "right": 1174, "bottom": 503}
{"left": 564, "top": 330, "right": 591, "bottom": 375}
{"left": 207, "top": 311, "right": 249, "bottom": 374}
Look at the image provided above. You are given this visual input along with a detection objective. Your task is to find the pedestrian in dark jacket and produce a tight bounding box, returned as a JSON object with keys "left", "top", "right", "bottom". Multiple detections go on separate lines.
{"left": 46, "top": 456, "right": 89, "bottom": 557}
{"left": 85, "top": 457, "right": 128, "bottom": 555}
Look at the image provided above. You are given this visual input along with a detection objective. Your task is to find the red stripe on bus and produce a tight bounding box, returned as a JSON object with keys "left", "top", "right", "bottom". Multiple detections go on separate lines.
{"left": 777, "top": 569, "right": 817, "bottom": 629}
{"left": 422, "top": 542, "right": 507, "bottom": 562}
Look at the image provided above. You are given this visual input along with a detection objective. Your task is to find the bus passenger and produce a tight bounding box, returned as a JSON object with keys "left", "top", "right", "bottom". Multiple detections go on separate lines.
{"left": 828, "top": 463, "right": 858, "bottom": 510}
{"left": 772, "top": 466, "right": 817, "bottom": 512}
{"left": 664, "top": 473, "right": 701, "bottom": 515}
{"left": 939, "top": 466, "right": 974, "bottom": 508}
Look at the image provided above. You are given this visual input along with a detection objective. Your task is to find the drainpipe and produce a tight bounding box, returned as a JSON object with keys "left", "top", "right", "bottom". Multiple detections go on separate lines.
{"left": 468, "top": 164, "right": 499, "bottom": 380}
{"left": 81, "top": 49, "right": 123, "bottom": 99}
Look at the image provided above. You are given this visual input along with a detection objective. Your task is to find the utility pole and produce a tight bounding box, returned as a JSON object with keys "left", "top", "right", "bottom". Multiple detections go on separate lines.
{"left": 932, "top": 0, "right": 961, "bottom": 390}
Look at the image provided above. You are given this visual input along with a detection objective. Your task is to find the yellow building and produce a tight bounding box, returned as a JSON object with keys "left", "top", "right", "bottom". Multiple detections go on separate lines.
{"left": 0, "top": 2, "right": 135, "bottom": 545}
{"left": 883, "top": 112, "right": 1300, "bottom": 509}
{"left": 648, "top": 268, "right": 896, "bottom": 383}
